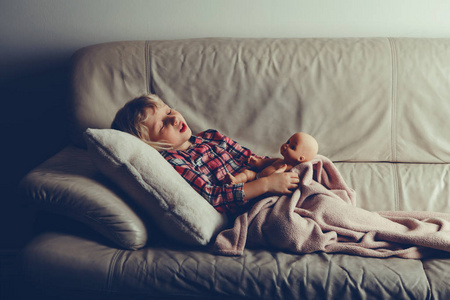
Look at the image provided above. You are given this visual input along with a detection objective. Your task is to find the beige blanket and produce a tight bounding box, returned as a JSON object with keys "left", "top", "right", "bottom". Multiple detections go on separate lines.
{"left": 213, "top": 155, "right": 450, "bottom": 258}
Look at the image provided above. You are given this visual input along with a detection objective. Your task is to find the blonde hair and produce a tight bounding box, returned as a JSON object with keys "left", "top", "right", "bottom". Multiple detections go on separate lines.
{"left": 111, "top": 94, "right": 173, "bottom": 151}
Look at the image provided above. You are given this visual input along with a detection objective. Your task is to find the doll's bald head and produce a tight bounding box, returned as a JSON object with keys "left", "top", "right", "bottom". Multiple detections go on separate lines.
{"left": 280, "top": 132, "right": 318, "bottom": 165}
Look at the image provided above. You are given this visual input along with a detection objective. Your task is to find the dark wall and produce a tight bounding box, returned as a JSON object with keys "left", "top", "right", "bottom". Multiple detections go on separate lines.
{"left": 0, "top": 63, "right": 70, "bottom": 249}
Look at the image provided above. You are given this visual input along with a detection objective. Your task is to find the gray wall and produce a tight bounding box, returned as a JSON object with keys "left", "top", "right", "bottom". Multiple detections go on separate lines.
{"left": 1, "top": 0, "right": 450, "bottom": 249}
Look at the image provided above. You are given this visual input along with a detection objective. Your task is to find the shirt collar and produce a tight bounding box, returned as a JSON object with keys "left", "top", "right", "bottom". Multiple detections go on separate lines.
{"left": 189, "top": 134, "right": 203, "bottom": 145}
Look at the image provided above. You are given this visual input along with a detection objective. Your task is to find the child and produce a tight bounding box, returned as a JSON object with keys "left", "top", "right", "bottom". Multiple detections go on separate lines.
{"left": 224, "top": 132, "right": 318, "bottom": 184}
{"left": 111, "top": 94, "right": 300, "bottom": 214}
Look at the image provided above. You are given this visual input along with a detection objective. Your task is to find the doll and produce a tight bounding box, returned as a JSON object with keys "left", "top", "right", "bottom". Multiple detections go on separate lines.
{"left": 224, "top": 132, "right": 318, "bottom": 184}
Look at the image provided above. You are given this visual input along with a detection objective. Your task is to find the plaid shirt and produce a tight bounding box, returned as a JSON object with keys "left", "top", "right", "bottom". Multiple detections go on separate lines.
{"left": 161, "top": 129, "right": 255, "bottom": 214}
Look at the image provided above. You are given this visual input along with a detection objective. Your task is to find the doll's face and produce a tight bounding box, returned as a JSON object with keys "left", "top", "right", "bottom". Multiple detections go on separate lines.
{"left": 280, "top": 133, "right": 318, "bottom": 165}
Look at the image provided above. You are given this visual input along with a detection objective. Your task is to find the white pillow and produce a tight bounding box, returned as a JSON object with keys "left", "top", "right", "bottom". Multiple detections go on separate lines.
{"left": 84, "top": 128, "right": 228, "bottom": 246}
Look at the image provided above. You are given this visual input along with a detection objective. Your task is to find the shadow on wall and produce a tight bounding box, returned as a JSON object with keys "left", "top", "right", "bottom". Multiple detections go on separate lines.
{"left": 0, "top": 64, "right": 71, "bottom": 249}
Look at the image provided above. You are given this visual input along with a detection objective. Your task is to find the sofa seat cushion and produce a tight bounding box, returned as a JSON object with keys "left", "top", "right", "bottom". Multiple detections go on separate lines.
{"left": 21, "top": 231, "right": 449, "bottom": 300}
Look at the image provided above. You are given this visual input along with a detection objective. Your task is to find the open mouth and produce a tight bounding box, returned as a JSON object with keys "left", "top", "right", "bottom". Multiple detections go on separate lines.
{"left": 180, "top": 122, "right": 187, "bottom": 133}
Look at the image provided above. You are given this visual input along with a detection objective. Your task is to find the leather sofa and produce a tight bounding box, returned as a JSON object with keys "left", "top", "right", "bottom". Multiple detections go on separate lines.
{"left": 19, "top": 38, "right": 450, "bottom": 299}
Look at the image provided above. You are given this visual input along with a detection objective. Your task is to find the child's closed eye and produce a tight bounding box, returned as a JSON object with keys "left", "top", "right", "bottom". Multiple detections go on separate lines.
{"left": 160, "top": 119, "right": 168, "bottom": 132}
{"left": 160, "top": 109, "right": 173, "bottom": 131}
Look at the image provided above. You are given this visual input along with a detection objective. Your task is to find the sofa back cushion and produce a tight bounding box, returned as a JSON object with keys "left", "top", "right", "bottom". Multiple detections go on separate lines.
{"left": 69, "top": 38, "right": 450, "bottom": 213}
{"left": 69, "top": 38, "right": 450, "bottom": 163}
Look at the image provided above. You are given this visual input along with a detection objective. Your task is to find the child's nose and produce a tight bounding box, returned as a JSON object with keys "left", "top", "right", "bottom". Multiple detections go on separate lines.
{"left": 170, "top": 116, "right": 179, "bottom": 125}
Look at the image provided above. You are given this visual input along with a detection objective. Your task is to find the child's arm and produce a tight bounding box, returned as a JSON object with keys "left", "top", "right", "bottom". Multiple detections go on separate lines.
{"left": 166, "top": 158, "right": 273, "bottom": 214}
{"left": 243, "top": 165, "right": 299, "bottom": 200}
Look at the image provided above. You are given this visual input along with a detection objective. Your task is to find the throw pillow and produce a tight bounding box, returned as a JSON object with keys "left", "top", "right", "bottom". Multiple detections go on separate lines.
{"left": 84, "top": 128, "right": 228, "bottom": 246}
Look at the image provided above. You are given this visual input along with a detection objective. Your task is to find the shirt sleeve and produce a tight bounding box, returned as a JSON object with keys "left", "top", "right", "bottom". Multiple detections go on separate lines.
{"left": 221, "top": 132, "right": 269, "bottom": 161}
{"left": 168, "top": 158, "right": 247, "bottom": 214}
{"left": 203, "top": 129, "right": 255, "bottom": 161}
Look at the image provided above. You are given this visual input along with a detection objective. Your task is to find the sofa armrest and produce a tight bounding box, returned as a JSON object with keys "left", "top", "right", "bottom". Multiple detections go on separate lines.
{"left": 19, "top": 146, "right": 149, "bottom": 250}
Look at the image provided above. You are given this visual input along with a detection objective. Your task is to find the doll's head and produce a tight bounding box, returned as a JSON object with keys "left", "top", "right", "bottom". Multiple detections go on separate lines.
{"left": 280, "top": 132, "right": 318, "bottom": 165}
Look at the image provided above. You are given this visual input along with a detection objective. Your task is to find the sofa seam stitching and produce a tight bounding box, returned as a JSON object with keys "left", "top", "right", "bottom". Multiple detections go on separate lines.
{"left": 389, "top": 38, "right": 400, "bottom": 211}
{"left": 145, "top": 40, "right": 149, "bottom": 94}
{"left": 388, "top": 37, "right": 398, "bottom": 162}
{"left": 420, "top": 261, "right": 434, "bottom": 300}
{"left": 145, "top": 40, "right": 154, "bottom": 94}
{"left": 391, "top": 163, "right": 400, "bottom": 211}
{"left": 106, "top": 249, "right": 124, "bottom": 292}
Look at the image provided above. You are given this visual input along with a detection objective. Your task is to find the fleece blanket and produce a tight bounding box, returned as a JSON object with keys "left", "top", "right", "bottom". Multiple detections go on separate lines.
{"left": 213, "top": 155, "right": 450, "bottom": 258}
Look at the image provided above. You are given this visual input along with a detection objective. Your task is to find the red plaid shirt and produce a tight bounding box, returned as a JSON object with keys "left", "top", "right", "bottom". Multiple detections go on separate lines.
{"left": 161, "top": 129, "right": 256, "bottom": 214}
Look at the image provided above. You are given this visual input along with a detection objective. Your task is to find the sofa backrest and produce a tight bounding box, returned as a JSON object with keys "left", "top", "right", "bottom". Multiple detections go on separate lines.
{"left": 70, "top": 38, "right": 450, "bottom": 212}
{"left": 70, "top": 38, "right": 450, "bottom": 163}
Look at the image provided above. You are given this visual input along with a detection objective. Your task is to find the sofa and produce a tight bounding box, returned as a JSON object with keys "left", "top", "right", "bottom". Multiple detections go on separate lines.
{"left": 18, "top": 38, "right": 450, "bottom": 299}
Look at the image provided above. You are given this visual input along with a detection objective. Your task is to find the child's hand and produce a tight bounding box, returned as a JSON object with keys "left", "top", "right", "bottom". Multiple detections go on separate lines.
{"left": 266, "top": 170, "right": 299, "bottom": 195}
{"left": 242, "top": 167, "right": 299, "bottom": 201}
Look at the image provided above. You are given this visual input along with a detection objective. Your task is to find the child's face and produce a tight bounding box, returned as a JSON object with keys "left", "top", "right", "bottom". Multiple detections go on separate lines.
{"left": 143, "top": 104, "right": 192, "bottom": 150}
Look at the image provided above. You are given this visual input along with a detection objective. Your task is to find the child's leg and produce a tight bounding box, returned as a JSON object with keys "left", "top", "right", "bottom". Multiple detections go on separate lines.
{"left": 224, "top": 169, "right": 257, "bottom": 184}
